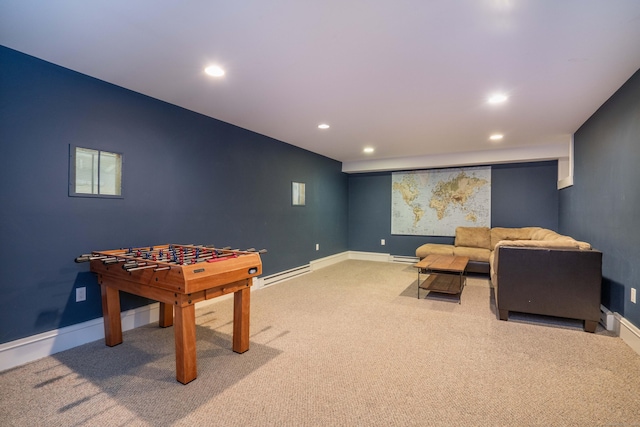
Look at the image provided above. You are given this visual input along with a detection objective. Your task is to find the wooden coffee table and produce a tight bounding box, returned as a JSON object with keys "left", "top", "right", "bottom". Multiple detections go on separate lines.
{"left": 414, "top": 255, "right": 469, "bottom": 303}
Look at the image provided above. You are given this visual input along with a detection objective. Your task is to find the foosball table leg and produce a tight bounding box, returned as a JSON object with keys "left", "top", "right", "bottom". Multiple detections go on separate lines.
{"left": 174, "top": 303, "right": 197, "bottom": 384}
{"left": 233, "top": 286, "right": 251, "bottom": 353}
{"left": 158, "top": 302, "right": 174, "bottom": 328}
{"left": 100, "top": 284, "right": 123, "bottom": 347}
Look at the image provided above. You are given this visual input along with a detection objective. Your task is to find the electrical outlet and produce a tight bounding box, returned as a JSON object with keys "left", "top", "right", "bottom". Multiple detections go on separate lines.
{"left": 76, "top": 287, "right": 86, "bottom": 302}
{"left": 316, "top": 243, "right": 319, "bottom": 251}
{"left": 381, "top": 239, "right": 385, "bottom": 245}
{"left": 631, "top": 288, "right": 637, "bottom": 304}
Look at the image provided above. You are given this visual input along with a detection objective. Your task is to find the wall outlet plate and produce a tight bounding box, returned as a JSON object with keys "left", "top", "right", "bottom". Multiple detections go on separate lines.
{"left": 76, "top": 287, "right": 86, "bottom": 302}
{"left": 632, "top": 288, "right": 637, "bottom": 304}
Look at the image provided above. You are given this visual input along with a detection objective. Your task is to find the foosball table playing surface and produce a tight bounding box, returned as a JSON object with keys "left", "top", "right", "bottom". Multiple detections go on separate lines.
{"left": 76, "top": 244, "right": 264, "bottom": 384}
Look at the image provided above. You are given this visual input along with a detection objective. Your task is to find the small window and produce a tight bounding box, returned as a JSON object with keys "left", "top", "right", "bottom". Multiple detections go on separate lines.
{"left": 69, "top": 146, "right": 123, "bottom": 198}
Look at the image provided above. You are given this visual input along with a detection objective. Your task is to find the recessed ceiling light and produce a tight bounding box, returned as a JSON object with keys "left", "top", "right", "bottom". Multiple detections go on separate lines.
{"left": 488, "top": 93, "right": 508, "bottom": 104}
{"left": 318, "top": 124, "right": 330, "bottom": 129}
{"left": 363, "top": 147, "right": 375, "bottom": 154}
{"left": 204, "top": 65, "right": 225, "bottom": 77}
{"left": 489, "top": 134, "right": 504, "bottom": 141}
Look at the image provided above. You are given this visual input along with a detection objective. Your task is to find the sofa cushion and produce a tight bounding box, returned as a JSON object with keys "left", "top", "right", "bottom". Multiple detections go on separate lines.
{"left": 453, "top": 246, "right": 490, "bottom": 262}
{"left": 490, "top": 227, "right": 542, "bottom": 249}
{"left": 530, "top": 228, "right": 561, "bottom": 240}
{"left": 455, "top": 226, "right": 491, "bottom": 250}
{"left": 416, "top": 243, "right": 454, "bottom": 259}
{"left": 493, "top": 239, "right": 591, "bottom": 250}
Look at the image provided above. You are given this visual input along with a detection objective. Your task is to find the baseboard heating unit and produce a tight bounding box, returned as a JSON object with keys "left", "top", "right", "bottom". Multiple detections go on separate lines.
{"left": 600, "top": 305, "right": 615, "bottom": 330}
{"left": 259, "top": 264, "right": 311, "bottom": 287}
{"left": 391, "top": 255, "right": 419, "bottom": 264}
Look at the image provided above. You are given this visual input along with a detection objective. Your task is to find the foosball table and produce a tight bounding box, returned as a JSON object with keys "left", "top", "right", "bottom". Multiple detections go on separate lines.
{"left": 76, "top": 244, "right": 264, "bottom": 384}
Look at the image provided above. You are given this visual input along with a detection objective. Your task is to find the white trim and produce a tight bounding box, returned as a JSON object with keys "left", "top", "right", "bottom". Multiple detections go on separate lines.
{"left": 347, "top": 251, "right": 391, "bottom": 262}
{"left": 557, "top": 136, "right": 574, "bottom": 189}
{"left": 613, "top": 312, "right": 640, "bottom": 356}
{"left": 256, "top": 251, "right": 392, "bottom": 288}
{"left": 310, "top": 252, "right": 349, "bottom": 270}
{"left": 0, "top": 303, "right": 161, "bottom": 372}
{"left": 342, "top": 142, "right": 570, "bottom": 174}
{"left": 557, "top": 175, "right": 574, "bottom": 189}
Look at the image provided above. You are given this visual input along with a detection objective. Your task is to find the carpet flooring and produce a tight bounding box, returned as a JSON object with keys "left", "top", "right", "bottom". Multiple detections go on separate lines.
{"left": 1, "top": 260, "right": 639, "bottom": 426}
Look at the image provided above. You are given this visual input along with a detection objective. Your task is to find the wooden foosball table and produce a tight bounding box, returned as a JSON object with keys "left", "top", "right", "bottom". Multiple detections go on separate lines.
{"left": 76, "top": 244, "right": 264, "bottom": 384}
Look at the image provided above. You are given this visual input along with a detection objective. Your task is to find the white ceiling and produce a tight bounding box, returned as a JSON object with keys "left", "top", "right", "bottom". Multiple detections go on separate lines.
{"left": 2, "top": 1, "right": 640, "bottom": 172}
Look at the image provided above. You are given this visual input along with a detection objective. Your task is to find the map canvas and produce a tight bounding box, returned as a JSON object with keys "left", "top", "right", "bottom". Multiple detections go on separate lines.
{"left": 391, "top": 167, "right": 491, "bottom": 236}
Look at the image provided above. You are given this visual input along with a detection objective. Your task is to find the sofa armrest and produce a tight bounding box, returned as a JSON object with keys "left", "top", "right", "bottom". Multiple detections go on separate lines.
{"left": 496, "top": 246, "right": 602, "bottom": 328}
{"left": 494, "top": 239, "right": 591, "bottom": 250}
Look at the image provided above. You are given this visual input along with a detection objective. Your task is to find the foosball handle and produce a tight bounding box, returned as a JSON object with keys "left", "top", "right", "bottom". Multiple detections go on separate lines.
{"left": 75, "top": 254, "right": 91, "bottom": 263}
{"left": 244, "top": 248, "right": 268, "bottom": 254}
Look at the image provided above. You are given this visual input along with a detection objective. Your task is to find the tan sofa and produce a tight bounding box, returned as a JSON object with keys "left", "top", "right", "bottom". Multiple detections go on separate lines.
{"left": 415, "top": 226, "right": 590, "bottom": 272}
{"left": 416, "top": 226, "right": 602, "bottom": 332}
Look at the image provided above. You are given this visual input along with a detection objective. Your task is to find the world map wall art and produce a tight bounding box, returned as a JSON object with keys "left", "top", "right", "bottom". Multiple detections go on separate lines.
{"left": 391, "top": 166, "right": 491, "bottom": 236}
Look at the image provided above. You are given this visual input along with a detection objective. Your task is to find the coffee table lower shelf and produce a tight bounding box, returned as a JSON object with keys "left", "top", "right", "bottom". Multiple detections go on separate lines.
{"left": 418, "top": 273, "right": 465, "bottom": 303}
{"left": 414, "top": 255, "right": 469, "bottom": 304}
{"left": 419, "top": 273, "right": 464, "bottom": 294}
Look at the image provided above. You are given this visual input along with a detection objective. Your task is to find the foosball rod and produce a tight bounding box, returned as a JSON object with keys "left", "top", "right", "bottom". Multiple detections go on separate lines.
{"left": 123, "top": 263, "right": 171, "bottom": 272}
{"left": 75, "top": 245, "right": 266, "bottom": 265}
{"left": 75, "top": 247, "right": 212, "bottom": 264}
{"left": 124, "top": 250, "right": 239, "bottom": 264}
{"left": 93, "top": 250, "right": 222, "bottom": 268}
{"left": 202, "top": 245, "right": 268, "bottom": 255}
{"left": 118, "top": 247, "right": 259, "bottom": 271}
{"left": 118, "top": 250, "right": 240, "bottom": 271}
{"left": 121, "top": 246, "right": 265, "bottom": 262}
{"left": 77, "top": 245, "right": 178, "bottom": 258}
{"left": 121, "top": 255, "right": 215, "bottom": 270}
{"left": 100, "top": 244, "right": 266, "bottom": 257}
{"left": 114, "top": 245, "right": 236, "bottom": 259}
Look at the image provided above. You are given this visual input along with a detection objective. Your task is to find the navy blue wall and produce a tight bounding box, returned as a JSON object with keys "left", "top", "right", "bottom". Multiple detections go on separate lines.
{"left": 348, "top": 161, "right": 559, "bottom": 255}
{"left": 560, "top": 69, "right": 640, "bottom": 329}
{"left": 491, "top": 162, "right": 559, "bottom": 229}
{"left": 0, "top": 46, "right": 348, "bottom": 344}
{"left": 4, "top": 41, "right": 634, "bottom": 345}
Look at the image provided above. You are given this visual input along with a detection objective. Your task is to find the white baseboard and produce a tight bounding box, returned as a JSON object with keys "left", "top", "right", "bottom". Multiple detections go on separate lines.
{"left": 254, "top": 250, "right": 395, "bottom": 289}
{"left": 347, "top": 251, "right": 391, "bottom": 262}
{"left": 614, "top": 312, "right": 640, "bottom": 356}
{"left": 254, "top": 251, "right": 376, "bottom": 289}
{"left": 0, "top": 303, "right": 161, "bottom": 372}
{"left": 311, "top": 251, "right": 350, "bottom": 270}
{"left": 0, "top": 250, "right": 466, "bottom": 372}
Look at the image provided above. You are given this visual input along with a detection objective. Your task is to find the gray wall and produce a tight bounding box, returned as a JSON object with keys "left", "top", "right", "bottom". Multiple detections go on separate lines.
{"left": 0, "top": 46, "right": 348, "bottom": 344}
{"left": 560, "top": 69, "right": 640, "bottom": 329}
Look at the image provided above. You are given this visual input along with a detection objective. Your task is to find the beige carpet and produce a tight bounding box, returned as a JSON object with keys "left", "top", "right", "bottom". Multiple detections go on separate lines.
{"left": 1, "top": 260, "right": 639, "bottom": 426}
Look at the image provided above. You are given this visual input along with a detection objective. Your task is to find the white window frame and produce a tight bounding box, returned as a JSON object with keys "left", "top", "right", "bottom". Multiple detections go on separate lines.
{"left": 69, "top": 145, "right": 123, "bottom": 198}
